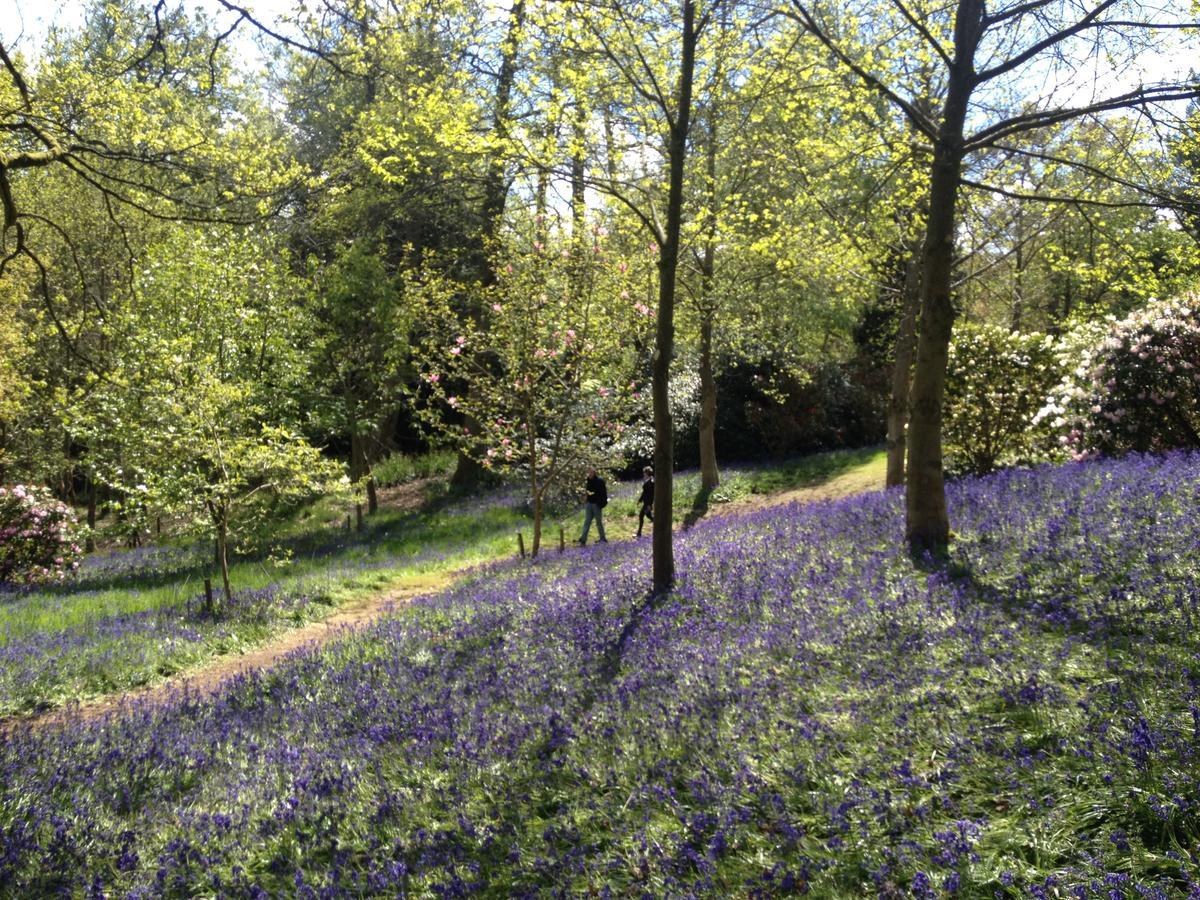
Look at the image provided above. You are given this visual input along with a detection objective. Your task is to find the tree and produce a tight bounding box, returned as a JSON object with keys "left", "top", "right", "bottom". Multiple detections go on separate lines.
{"left": 708, "top": 26, "right": 931, "bottom": 489}
{"left": 260, "top": 0, "right": 527, "bottom": 493}
{"left": 789, "top": 0, "right": 1200, "bottom": 556}
{"left": 0, "top": 257, "right": 33, "bottom": 482}
{"left": 68, "top": 227, "right": 338, "bottom": 607}
{"left": 1, "top": 0, "right": 294, "bottom": 322}
{"left": 306, "top": 241, "right": 410, "bottom": 515}
{"left": 957, "top": 118, "right": 1200, "bottom": 331}
{"left": 556, "top": 0, "right": 708, "bottom": 594}
{"left": 410, "top": 226, "right": 647, "bottom": 556}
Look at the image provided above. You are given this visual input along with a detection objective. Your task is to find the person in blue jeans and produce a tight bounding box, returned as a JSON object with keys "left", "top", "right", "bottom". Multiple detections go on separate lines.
{"left": 577, "top": 468, "right": 608, "bottom": 545}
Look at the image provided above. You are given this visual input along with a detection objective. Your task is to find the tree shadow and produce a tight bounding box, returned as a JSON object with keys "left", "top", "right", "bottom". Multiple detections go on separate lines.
{"left": 572, "top": 585, "right": 673, "bottom": 717}
{"left": 682, "top": 485, "right": 714, "bottom": 530}
{"left": 918, "top": 553, "right": 1172, "bottom": 655}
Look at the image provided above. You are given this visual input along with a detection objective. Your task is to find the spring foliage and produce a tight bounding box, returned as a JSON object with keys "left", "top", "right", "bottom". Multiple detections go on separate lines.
{"left": 409, "top": 225, "right": 651, "bottom": 554}
{"left": 943, "top": 324, "right": 1061, "bottom": 475}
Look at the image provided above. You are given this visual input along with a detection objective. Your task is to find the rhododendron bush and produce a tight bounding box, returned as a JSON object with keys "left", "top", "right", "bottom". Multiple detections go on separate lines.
{"left": 1038, "top": 296, "right": 1200, "bottom": 456}
{"left": 0, "top": 484, "right": 81, "bottom": 584}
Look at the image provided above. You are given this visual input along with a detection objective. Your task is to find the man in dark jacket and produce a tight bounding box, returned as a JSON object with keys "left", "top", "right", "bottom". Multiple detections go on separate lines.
{"left": 636, "top": 466, "right": 654, "bottom": 538}
{"left": 577, "top": 468, "right": 608, "bottom": 545}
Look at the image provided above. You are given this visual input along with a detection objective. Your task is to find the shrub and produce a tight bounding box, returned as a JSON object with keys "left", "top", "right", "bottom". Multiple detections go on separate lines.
{"left": 372, "top": 450, "right": 457, "bottom": 488}
{"left": 944, "top": 323, "right": 1061, "bottom": 474}
{"left": 0, "top": 484, "right": 82, "bottom": 584}
{"left": 718, "top": 361, "right": 884, "bottom": 461}
{"left": 1038, "top": 295, "right": 1200, "bottom": 457}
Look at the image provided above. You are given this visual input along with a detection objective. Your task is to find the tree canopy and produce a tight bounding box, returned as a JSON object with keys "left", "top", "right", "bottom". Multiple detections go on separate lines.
{"left": 1, "top": 0, "right": 1198, "bottom": 590}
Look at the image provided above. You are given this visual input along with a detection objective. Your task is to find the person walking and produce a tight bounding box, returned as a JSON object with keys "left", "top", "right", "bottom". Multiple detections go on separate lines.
{"left": 577, "top": 468, "right": 608, "bottom": 545}
{"left": 636, "top": 466, "right": 654, "bottom": 538}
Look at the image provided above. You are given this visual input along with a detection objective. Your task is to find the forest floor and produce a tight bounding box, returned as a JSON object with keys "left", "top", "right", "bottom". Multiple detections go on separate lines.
{"left": 5, "top": 452, "right": 887, "bottom": 734}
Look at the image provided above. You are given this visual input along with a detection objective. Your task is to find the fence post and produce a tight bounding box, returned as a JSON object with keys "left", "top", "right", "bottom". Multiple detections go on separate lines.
{"left": 517, "top": 531, "right": 526, "bottom": 559}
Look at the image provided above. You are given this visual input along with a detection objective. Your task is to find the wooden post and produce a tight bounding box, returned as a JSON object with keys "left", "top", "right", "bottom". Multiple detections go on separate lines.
{"left": 559, "top": 526, "right": 565, "bottom": 554}
{"left": 203, "top": 578, "right": 214, "bottom": 613}
{"left": 517, "top": 531, "right": 526, "bottom": 559}
{"left": 356, "top": 503, "right": 364, "bottom": 531}
{"left": 345, "top": 514, "right": 352, "bottom": 532}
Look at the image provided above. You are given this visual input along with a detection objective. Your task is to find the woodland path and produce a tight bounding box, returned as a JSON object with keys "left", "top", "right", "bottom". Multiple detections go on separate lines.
{"left": 3, "top": 455, "right": 886, "bottom": 735}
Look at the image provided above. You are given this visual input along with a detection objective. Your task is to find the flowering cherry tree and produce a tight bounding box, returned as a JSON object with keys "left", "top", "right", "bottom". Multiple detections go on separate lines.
{"left": 411, "top": 225, "right": 651, "bottom": 555}
{"left": 0, "top": 484, "right": 81, "bottom": 584}
{"left": 1038, "top": 295, "right": 1200, "bottom": 458}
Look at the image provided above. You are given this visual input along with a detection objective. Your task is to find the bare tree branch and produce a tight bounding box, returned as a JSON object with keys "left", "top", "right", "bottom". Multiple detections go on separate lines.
{"left": 786, "top": 1, "right": 938, "bottom": 140}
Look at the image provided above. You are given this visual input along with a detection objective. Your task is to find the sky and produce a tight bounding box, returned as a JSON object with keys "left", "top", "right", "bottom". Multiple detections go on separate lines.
{"left": 0, "top": 0, "right": 294, "bottom": 56}
{"left": 1, "top": 0, "right": 1193, "bottom": 109}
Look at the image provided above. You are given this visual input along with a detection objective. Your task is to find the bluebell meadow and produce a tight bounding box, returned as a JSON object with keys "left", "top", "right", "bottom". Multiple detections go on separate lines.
{"left": 1, "top": 453, "right": 1198, "bottom": 896}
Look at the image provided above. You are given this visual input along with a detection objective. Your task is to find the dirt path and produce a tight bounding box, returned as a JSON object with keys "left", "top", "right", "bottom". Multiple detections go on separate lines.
{"left": 717, "top": 455, "right": 887, "bottom": 519}
{"left": 0, "top": 578, "right": 444, "bottom": 736}
{"left": 3, "top": 459, "right": 886, "bottom": 735}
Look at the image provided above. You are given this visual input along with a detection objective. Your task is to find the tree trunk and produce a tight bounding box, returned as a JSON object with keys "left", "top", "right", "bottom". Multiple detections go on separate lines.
{"left": 217, "top": 514, "right": 232, "bottom": 605}
{"left": 698, "top": 102, "right": 720, "bottom": 492}
{"left": 905, "top": 58, "right": 973, "bottom": 558}
{"left": 531, "top": 491, "right": 543, "bottom": 558}
{"left": 698, "top": 311, "right": 719, "bottom": 491}
{"left": 571, "top": 104, "right": 587, "bottom": 237}
{"left": 1010, "top": 208, "right": 1025, "bottom": 332}
{"left": 652, "top": 0, "right": 697, "bottom": 596}
{"left": 350, "top": 430, "right": 378, "bottom": 513}
{"left": 886, "top": 249, "right": 921, "bottom": 488}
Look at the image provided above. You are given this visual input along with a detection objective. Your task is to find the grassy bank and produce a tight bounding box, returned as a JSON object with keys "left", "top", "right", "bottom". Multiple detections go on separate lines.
{"left": 0, "top": 448, "right": 886, "bottom": 717}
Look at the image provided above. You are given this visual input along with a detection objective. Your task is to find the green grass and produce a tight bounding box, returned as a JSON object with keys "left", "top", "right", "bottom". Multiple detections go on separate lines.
{"left": 0, "top": 446, "right": 887, "bottom": 716}
{"left": 664, "top": 446, "right": 886, "bottom": 526}
{"left": 370, "top": 449, "right": 457, "bottom": 488}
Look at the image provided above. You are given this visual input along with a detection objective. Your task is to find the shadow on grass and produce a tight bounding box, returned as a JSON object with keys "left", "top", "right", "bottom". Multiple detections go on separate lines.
{"left": 745, "top": 444, "right": 882, "bottom": 495}
{"left": 678, "top": 445, "right": 884, "bottom": 530}
{"left": 682, "top": 485, "right": 714, "bottom": 530}
{"left": 920, "top": 553, "right": 1168, "bottom": 653}
{"left": 32, "top": 479, "right": 523, "bottom": 599}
